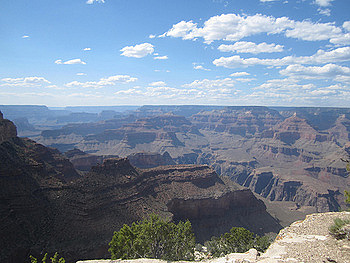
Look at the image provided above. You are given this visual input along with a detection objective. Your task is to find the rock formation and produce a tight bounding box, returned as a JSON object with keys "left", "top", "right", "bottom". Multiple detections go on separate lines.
{"left": 32, "top": 106, "right": 350, "bottom": 215}
{"left": 0, "top": 116, "right": 281, "bottom": 263}
{"left": 127, "top": 152, "right": 175, "bottom": 168}
{"left": 0, "top": 111, "right": 17, "bottom": 143}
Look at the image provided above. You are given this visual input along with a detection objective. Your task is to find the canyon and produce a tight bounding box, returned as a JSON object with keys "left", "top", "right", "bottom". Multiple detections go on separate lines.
{"left": 0, "top": 113, "right": 280, "bottom": 263}
{"left": 28, "top": 106, "right": 350, "bottom": 215}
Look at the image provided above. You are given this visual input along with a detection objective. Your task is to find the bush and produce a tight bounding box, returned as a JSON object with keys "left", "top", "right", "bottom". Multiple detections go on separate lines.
{"left": 108, "top": 214, "right": 195, "bottom": 261}
{"left": 329, "top": 218, "right": 350, "bottom": 240}
{"left": 204, "top": 227, "right": 271, "bottom": 257}
{"left": 29, "top": 252, "right": 65, "bottom": 263}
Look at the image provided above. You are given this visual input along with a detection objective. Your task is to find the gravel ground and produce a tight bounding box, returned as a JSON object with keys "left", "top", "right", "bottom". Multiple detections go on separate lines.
{"left": 258, "top": 211, "right": 350, "bottom": 263}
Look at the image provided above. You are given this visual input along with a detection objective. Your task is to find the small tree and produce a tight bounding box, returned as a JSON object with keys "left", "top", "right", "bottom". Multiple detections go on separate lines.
{"left": 204, "top": 227, "right": 271, "bottom": 257}
{"left": 109, "top": 214, "right": 195, "bottom": 261}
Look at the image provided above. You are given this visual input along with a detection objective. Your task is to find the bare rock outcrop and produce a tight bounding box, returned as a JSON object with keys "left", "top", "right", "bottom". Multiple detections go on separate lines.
{"left": 0, "top": 111, "right": 17, "bottom": 143}
{"left": 127, "top": 151, "right": 175, "bottom": 168}
{"left": 0, "top": 117, "right": 281, "bottom": 263}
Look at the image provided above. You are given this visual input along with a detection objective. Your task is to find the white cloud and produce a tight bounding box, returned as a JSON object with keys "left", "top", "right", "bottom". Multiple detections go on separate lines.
{"left": 314, "top": 0, "right": 334, "bottom": 7}
{"left": 343, "top": 21, "right": 350, "bottom": 32}
{"left": 76, "top": 73, "right": 87, "bottom": 76}
{"left": 120, "top": 43, "right": 154, "bottom": 58}
{"left": 55, "top": 59, "right": 86, "bottom": 65}
{"left": 213, "top": 47, "right": 350, "bottom": 68}
{"left": 318, "top": 8, "right": 331, "bottom": 16}
{"left": 280, "top": 64, "right": 350, "bottom": 83}
{"left": 22, "top": 35, "right": 30, "bottom": 38}
{"left": 193, "top": 65, "right": 211, "bottom": 71}
{"left": 182, "top": 78, "right": 235, "bottom": 90}
{"left": 65, "top": 75, "right": 137, "bottom": 88}
{"left": 86, "top": 0, "right": 105, "bottom": 4}
{"left": 163, "top": 13, "right": 346, "bottom": 44}
{"left": 330, "top": 33, "right": 350, "bottom": 46}
{"left": 260, "top": 0, "right": 279, "bottom": 2}
{"left": 285, "top": 21, "right": 341, "bottom": 41}
{"left": 115, "top": 88, "right": 143, "bottom": 95}
{"left": 230, "top": 72, "right": 250, "bottom": 77}
{"left": 218, "top": 41, "right": 284, "bottom": 54}
{"left": 149, "top": 34, "right": 156, "bottom": 39}
{"left": 1, "top": 77, "right": 51, "bottom": 87}
{"left": 154, "top": 55, "right": 168, "bottom": 60}
{"left": 83, "top": 47, "right": 91, "bottom": 51}
{"left": 149, "top": 81, "right": 167, "bottom": 86}
{"left": 164, "top": 20, "right": 198, "bottom": 39}
{"left": 246, "top": 80, "right": 350, "bottom": 106}
{"left": 236, "top": 78, "right": 256, "bottom": 82}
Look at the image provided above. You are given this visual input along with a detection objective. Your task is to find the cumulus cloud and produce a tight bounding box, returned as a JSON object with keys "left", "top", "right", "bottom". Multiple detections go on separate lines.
{"left": 163, "top": 13, "right": 346, "bottom": 44}
{"left": 1, "top": 77, "right": 51, "bottom": 87}
{"left": 314, "top": 0, "right": 334, "bottom": 7}
{"left": 318, "top": 8, "right": 331, "bottom": 16}
{"left": 65, "top": 75, "right": 137, "bottom": 88}
{"left": 213, "top": 46, "right": 350, "bottom": 68}
{"left": 343, "top": 21, "right": 350, "bottom": 32}
{"left": 285, "top": 21, "right": 341, "bottom": 41}
{"left": 280, "top": 64, "right": 350, "bottom": 83}
{"left": 149, "top": 34, "right": 156, "bottom": 39}
{"left": 76, "top": 73, "right": 87, "bottom": 76}
{"left": 114, "top": 78, "right": 240, "bottom": 103}
{"left": 149, "top": 81, "right": 167, "bottom": 86}
{"left": 55, "top": 59, "right": 86, "bottom": 65}
{"left": 163, "top": 21, "right": 198, "bottom": 39}
{"left": 182, "top": 78, "right": 235, "bottom": 90}
{"left": 86, "top": 0, "right": 105, "bottom": 4}
{"left": 230, "top": 72, "right": 250, "bottom": 77}
{"left": 218, "top": 41, "right": 284, "bottom": 54}
{"left": 22, "top": 35, "right": 30, "bottom": 38}
{"left": 83, "top": 47, "right": 91, "bottom": 51}
{"left": 120, "top": 43, "right": 154, "bottom": 58}
{"left": 193, "top": 65, "right": 211, "bottom": 71}
{"left": 236, "top": 78, "right": 256, "bottom": 82}
{"left": 247, "top": 77, "right": 350, "bottom": 106}
{"left": 154, "top": 55, "right": 168, "bottom": 60}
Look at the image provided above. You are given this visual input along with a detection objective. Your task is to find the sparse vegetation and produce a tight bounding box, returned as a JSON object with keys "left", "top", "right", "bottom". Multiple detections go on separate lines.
{"left": 329, "top": 218, "right": 350, "bottom": 240}
{"left": 108, "top": 214, "right": 195, "bottom": 261}
{"left": 204, "top": 227, "right": 271, "bottom": 257}
{"left": 29, "top": 252, "right": 65, "bottom": 263}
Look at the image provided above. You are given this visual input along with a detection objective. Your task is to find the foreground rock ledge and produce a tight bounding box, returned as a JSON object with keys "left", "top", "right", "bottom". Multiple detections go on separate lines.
{"left": 77, "top": 211, "right": 350, "bottom": 263}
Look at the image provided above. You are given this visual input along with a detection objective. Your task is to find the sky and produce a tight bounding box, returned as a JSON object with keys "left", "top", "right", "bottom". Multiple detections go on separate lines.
{"left": 0, "top": 0, "right": 349, "bottom": 107}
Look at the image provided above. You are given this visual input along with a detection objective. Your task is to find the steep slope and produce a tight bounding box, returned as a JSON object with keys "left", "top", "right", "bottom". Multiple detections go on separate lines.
{"left": 0, "top": 114, "right": 281, "bottom": 263}
{"left": 29, "top": 106, "right": 350, "bottom": 215}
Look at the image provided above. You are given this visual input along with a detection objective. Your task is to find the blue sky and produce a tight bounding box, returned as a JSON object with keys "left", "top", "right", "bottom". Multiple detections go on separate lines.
{"left": 0, "top": 0, "right": 349, "bottom": 107}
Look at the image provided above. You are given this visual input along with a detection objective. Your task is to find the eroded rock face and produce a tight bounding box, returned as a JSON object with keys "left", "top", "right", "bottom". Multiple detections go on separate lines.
{"left": 191, "top": 106, "right": 283, "bottom": 136}
{"left": 0, "top": 111, "right": 17, "bottom": 143}
{"left": 127, "top": 152, "right": 175, "bottom": 168}
{"left": 264, "top": 114, "right": 328, "bottom": 144}
{"left": 0, "top": 124, "right": 281, "bottom": 263}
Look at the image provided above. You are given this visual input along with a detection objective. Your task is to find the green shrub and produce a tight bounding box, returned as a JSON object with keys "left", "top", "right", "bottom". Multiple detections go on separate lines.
{"left": 109, "top": 214, "right": 195, "bottom": 261}
{"left": 329, "top": 218, "right": 350, "bottom": 240}
{"left": 204, "top": 227, "right": 271, "bottom": 257}
{"left": 29, "top": 252, "right": 65, "bottom": 263}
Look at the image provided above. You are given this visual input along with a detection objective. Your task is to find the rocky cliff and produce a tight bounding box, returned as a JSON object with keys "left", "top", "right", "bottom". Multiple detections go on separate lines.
{"left": 0, "top": 116, "right": 281, "bottom": 263}
{"left": 0, "top": 111, "right": 17, "bottom": 143}
{"left": 31, "top": 106, "right": 350, "bottom": 217}
{"left": 127, "top": 152, "right": 175, "bottom": 168}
